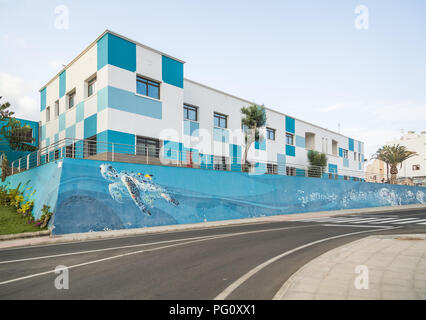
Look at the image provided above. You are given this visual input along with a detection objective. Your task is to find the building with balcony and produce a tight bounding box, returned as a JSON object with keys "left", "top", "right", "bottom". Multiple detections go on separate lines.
{"left": 38, "top": 30, "right": 365, "bottom": 179}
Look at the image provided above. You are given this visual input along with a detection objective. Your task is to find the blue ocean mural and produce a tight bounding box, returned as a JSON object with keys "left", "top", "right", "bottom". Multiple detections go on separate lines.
{"left": 2, "top": 158, "right": 426, "bottom": 235}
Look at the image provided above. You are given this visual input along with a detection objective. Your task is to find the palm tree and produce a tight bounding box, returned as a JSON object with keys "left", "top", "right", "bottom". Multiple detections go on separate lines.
{"left": 307, "top": 150, "right": 328, "bottom": 178}
{"left": 371, "top": 146, "right": 390, "bottom": 182}
{"left": 373, "top": 144, "right": 417, "bottom": 184}
{"left": 240, "top": 104, "right": 267, "bottom": 171}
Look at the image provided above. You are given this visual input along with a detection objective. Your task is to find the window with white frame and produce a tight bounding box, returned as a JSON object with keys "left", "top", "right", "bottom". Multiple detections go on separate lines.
{"left": 87, "top": 76, "right": 97, "bottom": 97}
{"left": 67, "top": 90, "right": 76, "bottom": 109}
{"left": 54, "top": 100, "right": 59, "bottom": 119}
{"left": 214, "top": 112, "right": 227, "bottom": 129}
{"left": 46, "top": 106, "right": 51, "bottom": 122}
{"left": 286, "top": 133, "right": 294, "bottom": 146}
{"left": 136, "top": 75, "right": 160, "bottom": 100}
{"left": 184, "top": 104, "right": 198, "bottom": 121}
{"left": 267, "top": 128, "right": 276, "bottom": 141}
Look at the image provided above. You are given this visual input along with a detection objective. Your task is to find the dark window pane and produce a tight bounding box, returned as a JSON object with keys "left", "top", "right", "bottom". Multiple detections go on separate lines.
{"left": 137, "top": 81, "right": 147, "bottom": 96}
{"left": 188, "top": 109, "right": 196, "bottom": 121}
{"left": 148, "top": 85, "right": 159, "bottom": 99}
{"left": 214, "top": 116, "right": 220, "bottom": 127}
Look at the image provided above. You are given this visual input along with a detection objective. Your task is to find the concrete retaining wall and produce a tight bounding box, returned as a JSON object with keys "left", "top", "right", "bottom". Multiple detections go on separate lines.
{"left": 2, "top": 158, "right": 426, "bottom": 235}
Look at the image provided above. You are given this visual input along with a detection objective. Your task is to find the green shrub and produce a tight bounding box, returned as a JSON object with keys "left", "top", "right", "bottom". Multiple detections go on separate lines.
{"left": 0, "top": 183, "right": 52, "bottom": 230}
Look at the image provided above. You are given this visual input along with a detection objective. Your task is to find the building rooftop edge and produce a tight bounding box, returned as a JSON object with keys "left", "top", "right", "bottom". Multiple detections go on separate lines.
{"left": 37, "top": 31, "right": 363, "bottom": 145}
{"left": 184, "top": 78, "right": 363, "bottom": 144}
{"left": 39, "top": 29, "right": 186, "bottom": 92}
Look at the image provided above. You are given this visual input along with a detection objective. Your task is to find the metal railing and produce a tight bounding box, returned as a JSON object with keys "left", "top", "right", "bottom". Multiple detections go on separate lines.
{"left": 8, "top": 138, "right": 367, "bottom": 181}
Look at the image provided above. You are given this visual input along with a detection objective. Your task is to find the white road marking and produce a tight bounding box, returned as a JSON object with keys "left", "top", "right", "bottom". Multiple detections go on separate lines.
{"left": 393, "top": 219, "right": 426, "bottom": 225}
{"left": 321, "top": 224, "right": 391, "bottom": 228}
{"left": 0, "top": 234, "right": 227, "bottom": 265}
{"left": 0, "top": 224, "right": 318, "bottom": 285}
{"left": 214, "top": 227, "right": 401, "bottom": 300}
{"left": 371, "top": 218, "right": 419, "bottom": 224}
{"left": 349, "top": 218, "right": 398, "bottom": 224}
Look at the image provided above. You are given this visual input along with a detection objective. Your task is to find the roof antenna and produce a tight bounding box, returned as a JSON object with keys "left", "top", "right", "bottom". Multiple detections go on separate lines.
{"left": 338, "top": 121, "right": 341, "bottom": 133}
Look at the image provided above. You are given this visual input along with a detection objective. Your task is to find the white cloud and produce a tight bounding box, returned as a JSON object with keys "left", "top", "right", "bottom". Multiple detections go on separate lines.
{"left": 0, "top": 72, "right": 39, "bottom": 120}
{"left": 2, "top": 34, "right": 28, "bottom": 49}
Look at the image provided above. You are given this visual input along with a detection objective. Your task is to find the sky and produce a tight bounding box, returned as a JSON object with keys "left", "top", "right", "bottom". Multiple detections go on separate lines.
{"left": 1, "top": 0, "right": 425, "bottom": 159}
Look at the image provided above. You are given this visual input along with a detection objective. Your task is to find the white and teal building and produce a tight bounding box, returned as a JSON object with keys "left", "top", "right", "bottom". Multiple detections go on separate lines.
{"left": 39, "top": 30, "right": 365, "bottom": 179}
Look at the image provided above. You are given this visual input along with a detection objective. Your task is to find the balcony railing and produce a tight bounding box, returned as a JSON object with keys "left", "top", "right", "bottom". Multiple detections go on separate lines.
{"left": 7, "top": 138, "right": 368, "bottom": 181}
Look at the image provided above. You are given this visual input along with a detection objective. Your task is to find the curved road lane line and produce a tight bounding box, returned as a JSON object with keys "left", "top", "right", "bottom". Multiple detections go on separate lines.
{"left": 0, "top": 225, "right": 317, "bottom": 265}
{"left": 214, "top": 226, "right": 401, "bottom": 300}
{"left": 0, "top": 234, "right": 232, "bottom": 265}
{"left": 0, "top": 225, "right": 317, "bottom": 286}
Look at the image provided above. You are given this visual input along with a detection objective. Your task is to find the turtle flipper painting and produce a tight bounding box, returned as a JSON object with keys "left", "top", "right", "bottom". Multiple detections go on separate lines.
{"left": 100, "top": 164, "right": 180, "bottom": 216}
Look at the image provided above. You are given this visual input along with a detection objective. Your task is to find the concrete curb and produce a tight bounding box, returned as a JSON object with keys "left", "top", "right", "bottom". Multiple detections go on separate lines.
{"left": 1, "top": 204, "right": 425, "bottom": 249}
{"left": 0, "top": 230, "right": 51, "bottom": 241}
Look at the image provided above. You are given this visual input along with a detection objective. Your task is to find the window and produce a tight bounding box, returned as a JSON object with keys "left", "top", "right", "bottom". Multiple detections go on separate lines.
{"left": 267, "top": 128, "right": 276, "bottom": 141}
{"left": 68, "top": 91, "right": 76, "bottom": 109}
{"left": 413, "top": 165, "right": 421, "bottom": 171}
{"left": 88, "top": 77, "right": 96, "bottom": 97}
{"left": 46, "top": 106, "right": 51, "bottom": 122}
{"left": 54, "top": 150, "right": 60, "bottom": 160}
{"left": 54, "top": 101, "right": 59, "bottom": 119}
{"left": 66, "top": 144, "right": 75, "bottom": 158}
{"left": 342, "top": 149, "right": 348, "bottom": 159}
{"left": 136, "top": 136, "right": 160, "bottom": 158}
{"left": 84, "top": 136, "right": 97, "bottom": 158}
{"left": 286, "top": 166, "right": 296, "bottom": 176}
{"left": 136, "top": 75, "right": 160, "bottom": 100}
{"left": 286, "top": 133, "right": 294, "bottom": 146}
{"left": 305, "top": 132, "right": 316, "bottom": 150}
{"left": 184, "top": 104, "right": 198, "bottom": 121}
{"left": 354, "top": 152, "right": 357, "bottom": 161}
{"left": 214, "top": 156, "right": 228, "bottom": 171}
{"left": 214, "top": 113, "right": 227, "bottom": 129}
{"left": 332, "top": 140, "right": 338, "bottom": 156}
{"left": 267, "top": 163, "right": 278, "bottom": 175}
{"left": 12, "top": 127, "right": 33, "bottom": 140}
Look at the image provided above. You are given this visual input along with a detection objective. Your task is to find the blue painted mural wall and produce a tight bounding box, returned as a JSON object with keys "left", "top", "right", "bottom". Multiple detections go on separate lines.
{"left": 0, "top": 161, "right": 63, "bottom": 221}
{"left": 2, "top": 158, "right": 426, "bottom": 235}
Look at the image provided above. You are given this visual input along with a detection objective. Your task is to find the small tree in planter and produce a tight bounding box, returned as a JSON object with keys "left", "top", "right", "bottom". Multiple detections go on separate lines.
{"left": 307, "top": 150, "right": 328, "bottom": 178}
{"left": 240, "top": 104, "right": 267, "bottom": 172}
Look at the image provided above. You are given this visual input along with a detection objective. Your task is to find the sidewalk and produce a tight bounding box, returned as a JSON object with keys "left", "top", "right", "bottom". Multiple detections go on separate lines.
{"left": 274, "top": 234, "right": 426, "bottom": 300}
{"left": 1, "top": 203, "right": 425, "bottom": 250}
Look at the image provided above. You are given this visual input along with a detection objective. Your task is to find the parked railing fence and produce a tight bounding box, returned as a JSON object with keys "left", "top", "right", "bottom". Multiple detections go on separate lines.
{"left": 6, "top": 138, "right": 372, "bottom": 181}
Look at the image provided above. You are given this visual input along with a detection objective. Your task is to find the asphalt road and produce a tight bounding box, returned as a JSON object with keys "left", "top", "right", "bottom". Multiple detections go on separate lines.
{"left": 1, "top": 208, "right": 426, "bottom": 300}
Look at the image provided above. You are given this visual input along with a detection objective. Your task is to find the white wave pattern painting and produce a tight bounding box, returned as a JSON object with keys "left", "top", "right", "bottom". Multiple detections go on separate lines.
{"left": 417, "top": 191, "right": 426, "bottom": 204}
{"left": 296, "top": 187, "right": 426, "bottom": 209}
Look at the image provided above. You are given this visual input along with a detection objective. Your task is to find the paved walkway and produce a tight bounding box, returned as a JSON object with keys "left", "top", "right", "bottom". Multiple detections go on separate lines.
{"left": 274, "top": 234, "right": 426, "bottom": 300}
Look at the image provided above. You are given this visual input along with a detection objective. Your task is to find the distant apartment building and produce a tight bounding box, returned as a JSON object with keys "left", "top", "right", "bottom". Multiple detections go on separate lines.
{"left": 38, "top": 30, "right": 365, "bottom": 179}
{"left": 386, "top": 131, "right": 426, "bottom": 186}
{"left": 365, "top": 159, "right": 387, "bottom": 183}
{"left": 0, "top": 118, "right": 39, "bottom": 163}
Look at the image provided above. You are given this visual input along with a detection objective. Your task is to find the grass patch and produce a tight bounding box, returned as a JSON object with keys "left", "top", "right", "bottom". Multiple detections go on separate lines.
{"left": 0, "top": 205, "right": 41, "bottom": 236}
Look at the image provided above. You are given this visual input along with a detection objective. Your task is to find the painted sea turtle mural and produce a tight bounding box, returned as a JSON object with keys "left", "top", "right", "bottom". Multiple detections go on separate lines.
{"left": 99, "top": 164, "right": 179, "bottom": 216}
